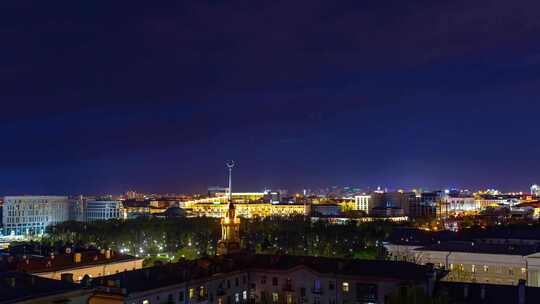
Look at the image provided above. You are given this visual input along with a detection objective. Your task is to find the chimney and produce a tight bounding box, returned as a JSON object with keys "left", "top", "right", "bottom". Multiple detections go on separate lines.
{"left": 61, "top": 273, "right": 74, "bottom": 283}
{"left": 518, "top": 279, "right": 526, "bottom": 304}
{"left": 425, "top": 263, "right": 436, "bottom": 297}
{"left": 74, "top": 253, "right": 82, "bottom": 264}
{"left": 480, "top": 285, "right": 486, "bottom": 301}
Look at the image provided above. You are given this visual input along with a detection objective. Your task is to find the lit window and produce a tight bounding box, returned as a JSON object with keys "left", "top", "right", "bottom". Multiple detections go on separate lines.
{"left": 522, "top": 268, "right": 527, "bottom": 274}
{"left": 189, "top": 288, "right": 195, "bottom": 299}
{"left": 472, "top": 265, "right": 476, "bottom": 273}
{"left": 200, "top": 286, "right": 205, "bottom": 297}
{"left": 243, "top": 290, "right": 247, "bottom": 300}
{"left": 484, "top": 265, "right": 489, "bottom": 272}
{"left": 143, "top": 300, "right": 149, "bottom": 304}
{"left": 272, "top": 292, "right": 279, "bottom": 303}
{"left": 235, "top": 293, "right": 240, "bottom": 303}
{"left": 342, "top": 282, "right": 349, "bottom": 292}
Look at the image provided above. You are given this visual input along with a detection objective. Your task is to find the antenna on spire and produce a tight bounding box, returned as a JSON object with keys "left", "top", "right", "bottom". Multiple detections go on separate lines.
{"left": 226, "top": 160, "right": 235, "bottom": 203}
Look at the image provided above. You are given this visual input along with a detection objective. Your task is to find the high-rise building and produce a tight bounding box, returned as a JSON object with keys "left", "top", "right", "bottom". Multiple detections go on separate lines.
{"left": 2, "top": 196, "right": 69, "bottom": 235}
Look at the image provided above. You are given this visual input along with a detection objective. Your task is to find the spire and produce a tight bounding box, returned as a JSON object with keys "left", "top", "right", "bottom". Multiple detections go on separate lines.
{"left": 217, "top": 161, "right": 241, "bottom": 256}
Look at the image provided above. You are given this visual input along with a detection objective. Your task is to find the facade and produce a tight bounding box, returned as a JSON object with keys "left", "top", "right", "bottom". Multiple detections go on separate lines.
{"left": 89, "top": 254, "right": 440, "bottom": 304}
{"left": 191, "top": 203, "right": 307, "bottom": 218}
{"left": 437, "top": 195, "right": 478, "bottom": 217}
{"left": 2, "top": 196, "right": 69, "bottom": 235}
{"left": 354, "top": 195, "right": 371, "bottom": 214}
{"left": 86, "top": 200, "right": 126, "bottom": 222}
{"left": 386, "top": 241, "right": 540, "bottom": 287}
{"left": 311, "top": 204, "right": 340, "bottom": 216}
{"left": 1, "top": 248, "right": 144, "bottom": 283}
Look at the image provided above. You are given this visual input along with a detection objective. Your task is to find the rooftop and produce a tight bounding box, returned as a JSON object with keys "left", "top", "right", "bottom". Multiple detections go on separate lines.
{"left": 417, "top": 241, "right": 540, "bottom": 256}
{"left": 0, "top": 249, "right": 141, "bottom": 274}
{"left": 94, "top": 254, "right": 434, "bottom": 294}
{"left": 0, "top": 272, "right": 83, "bottom": 304}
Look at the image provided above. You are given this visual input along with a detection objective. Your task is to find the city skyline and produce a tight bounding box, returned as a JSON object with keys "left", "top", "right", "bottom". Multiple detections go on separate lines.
{"left": 2, "top": 1, "right": 540, "bottom": 194}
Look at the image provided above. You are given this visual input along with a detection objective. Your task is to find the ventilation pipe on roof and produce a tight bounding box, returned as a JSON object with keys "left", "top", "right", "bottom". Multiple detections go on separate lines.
{"left": 518, "top": 279, "right": 526, "bottom": 304}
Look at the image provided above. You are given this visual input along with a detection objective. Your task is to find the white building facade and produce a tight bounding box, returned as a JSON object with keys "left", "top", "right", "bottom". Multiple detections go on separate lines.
{"left": 2, "top": 196, "right": 69, "bottom": 235}
{"left": 354, "top": 195, "right": 371, "bottom": 214}
{"left": 85, "top": 200, "right": 126, "bottom": 222}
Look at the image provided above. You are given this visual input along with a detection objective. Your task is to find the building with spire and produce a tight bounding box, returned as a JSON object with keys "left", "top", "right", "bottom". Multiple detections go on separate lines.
{"left": 216, "top": 161, "right": 241, "bottom": 256}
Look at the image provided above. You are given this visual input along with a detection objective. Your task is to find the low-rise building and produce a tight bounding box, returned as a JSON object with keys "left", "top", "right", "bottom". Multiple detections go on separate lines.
{"left": 0, "top": 272, "right": 92, "bottom": 304}
{"left": 190, "top": 203, "right": 307, "bottom": 218}
{"left": 386, "top": 241, "right": 540, "bottom": 287}
{"left": 89, "top": 254, "right": 441, "bottom": 304}
{"left": 0, "top": 248, "right": 144, "bottom": 283}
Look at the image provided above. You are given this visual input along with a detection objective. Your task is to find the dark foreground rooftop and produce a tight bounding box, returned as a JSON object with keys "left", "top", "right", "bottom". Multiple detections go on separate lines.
{"left": 0, "top": 272, "right": 83, "bottom": 304}
{"left": 95, "top": 253, "right": 434, "bottom": 294}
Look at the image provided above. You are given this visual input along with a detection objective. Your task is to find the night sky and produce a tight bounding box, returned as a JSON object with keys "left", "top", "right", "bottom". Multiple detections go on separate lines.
{"left": 2, "top": 1, "right": 540, "bottom": 195}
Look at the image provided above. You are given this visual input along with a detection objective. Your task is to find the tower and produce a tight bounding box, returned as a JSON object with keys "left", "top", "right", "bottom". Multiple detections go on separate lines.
{"left": 216, "top": 161, "right": 241, "bottom": 256}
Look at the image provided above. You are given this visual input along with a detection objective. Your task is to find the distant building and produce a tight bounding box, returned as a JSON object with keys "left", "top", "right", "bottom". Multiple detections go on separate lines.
{"left": 354, "top": 195, "right": 371, "bottom": 214}
{"left": 531, "top": 184, "right": 540, "bottom": 196}
{"left": 85, "top": 200, "right": 126, "bottom": 222}
{"left": 2, "top": 196, "right": 69, "bottom": 235}
{"left": 311, "top": 204, "right": 340, "bottom": 216}
{"left": 190, "top": 202, "right": 307, "bottom": 218}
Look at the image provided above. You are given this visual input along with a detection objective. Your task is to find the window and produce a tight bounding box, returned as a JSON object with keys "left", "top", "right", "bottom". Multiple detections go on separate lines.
{"left": 243, "top": 290, "right": 247, "bottom": 301}
{"left": 472, "top": 265, "right": 476, "bottom": 273}
{"left": 484, "top": 265, "right": 489, "bottom": 272}
{"left": 342, "top": 282, "right": 349, "bottom": 292}
{"left": 300, "top": 288, "right": 306, "bottom": 297}
{"left": 235, "top": 277, "right": 239, "bottom": 287}
{"left": 328, "top": 281, "right": 335, "bottom": 290}
{"left": 200, "top": 286, "right": 206, "bottom": 297}
{"left": 356, "top": 283, "right": 377, "bottom": 302}
{"left": 314, "top": 280, "right": 321, "bottom": 291}
{"left": 143, "top": 300, "right": 149, "bottom": 304}
{"left": 243, "top": 276, "right": 247, "bottom": 284}
{"left": 272, "top": 277, "right": 278, "bottom": 286}
{"left": 168, "top": 294, "right": 173, "bottom": 303}
{"left": 272, "top": 292, "right": 279, "bottom": 303}
{"left": 522, "top": 268, "right": 527, "bottom": 274}
{"left": 179, "top": 291, "right": 185, "bottom": 302}
{"left": 235, "top": 293, "right": 240, "bottom": 303}
{"left": 227, "top": 280, "right": 231, "bottom": 289}
{"left": 286, "top": 294, "right": 293, "bottom": 304}
{"left": 261, "top": 276, "right": 267, "bottom": 284}
{"left": 189, "top": 288, "right": 195, "bottom": 300}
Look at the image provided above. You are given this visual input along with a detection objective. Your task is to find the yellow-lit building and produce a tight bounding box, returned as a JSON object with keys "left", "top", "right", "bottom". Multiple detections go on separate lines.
{"left": 191, "top": 202, "right": 307, "bottom": 218}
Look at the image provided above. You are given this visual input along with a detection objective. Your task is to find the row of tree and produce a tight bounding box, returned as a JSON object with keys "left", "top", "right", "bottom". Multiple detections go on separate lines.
{"left": 44, "top": 216, "right": 397, "bottom": 262}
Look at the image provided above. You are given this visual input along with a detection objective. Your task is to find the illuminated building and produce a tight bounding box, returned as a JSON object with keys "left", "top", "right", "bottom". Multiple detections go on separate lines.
{"left": 354, "top": 195, "right": 371, "bottom": 213}
{"left": 216, "top": 161, "right": 241, "bottom": 256}
{"left": 191, "top": 202, "right": 307, "bottom": 218}
{"left": 386, "top": 241, "right": 540, "bottom": 287}
{"left": 2, "top": 196, "right": 70, "bottom": 235}
{"left": 531, "top": 184, "right": 540, "bottom": 197}
{"left": 85, "top": 200, "right": 127, "bottom": 222}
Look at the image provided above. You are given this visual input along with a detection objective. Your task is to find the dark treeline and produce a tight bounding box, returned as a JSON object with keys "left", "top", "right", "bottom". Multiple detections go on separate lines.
{"left": 44, "top": 216, "right": 396, "bottom": 263}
